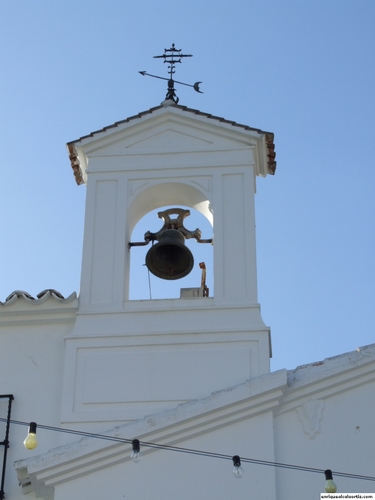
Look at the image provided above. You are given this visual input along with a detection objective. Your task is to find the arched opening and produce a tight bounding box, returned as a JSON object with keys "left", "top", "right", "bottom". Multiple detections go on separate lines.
{"left": 127, "top": 181, "right": 213, "bottom": 236}
{"left": 129, "top": 205, "right": 213, "bottom": 300}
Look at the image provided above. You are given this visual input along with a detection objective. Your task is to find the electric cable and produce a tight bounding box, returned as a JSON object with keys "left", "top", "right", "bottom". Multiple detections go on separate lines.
{"left": 2, "top": 417, "right": 375, "bottom": 483}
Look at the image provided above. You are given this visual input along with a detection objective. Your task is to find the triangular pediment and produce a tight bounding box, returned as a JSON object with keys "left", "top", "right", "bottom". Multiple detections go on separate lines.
{"left": 80, "top": 112, "right": 260, "bottom": 157}
{"left": 67, "top": 104, "right": 276, "bottom": 184}
{"left": 125, "top": 128, "right": 214, "bottom": 152}
{"left": 86, "top": 126, "right": 244, "bottom": 157}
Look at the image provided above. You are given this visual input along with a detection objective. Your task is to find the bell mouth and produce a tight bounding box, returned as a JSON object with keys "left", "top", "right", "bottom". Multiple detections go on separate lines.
{"left": 145, "top": 229, "right": 194, "bottom": 280}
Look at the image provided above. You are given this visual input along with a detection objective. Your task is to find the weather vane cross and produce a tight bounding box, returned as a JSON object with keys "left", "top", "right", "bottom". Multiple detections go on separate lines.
{"left": 139, "top": 43, "right": 203, "bottom": 104}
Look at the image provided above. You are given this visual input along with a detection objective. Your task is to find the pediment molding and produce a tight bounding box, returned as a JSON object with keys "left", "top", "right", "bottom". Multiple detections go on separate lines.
{"left": 80, "top": 116, "right": 260, "bottom": 158}
{"left": 67, "top": 105, "right": 275, "bottom": 184}
{"left": 71, "top": 106, "right": 269, "bottom": 150}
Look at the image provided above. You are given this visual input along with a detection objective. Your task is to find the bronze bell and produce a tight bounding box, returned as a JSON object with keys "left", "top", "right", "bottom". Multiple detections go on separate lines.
{"left": 146, "top": 229, "right": 194, "bottom": 280}
{"left": 128, "top": 208, "right": 213, "bottom": 281}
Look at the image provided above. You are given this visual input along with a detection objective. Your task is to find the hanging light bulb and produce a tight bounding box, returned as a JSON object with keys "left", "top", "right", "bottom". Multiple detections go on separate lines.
{"left": 324, "top": 469, "right": 337, "bottom": 493}
{"left": 130, "top": 439, "right": 142, "bottom": 463}
{"left": 232, "top": 455, "right": 244, "bottom": 479}
{"left": 23, "top": 422, "right": 38, "bottom": 450}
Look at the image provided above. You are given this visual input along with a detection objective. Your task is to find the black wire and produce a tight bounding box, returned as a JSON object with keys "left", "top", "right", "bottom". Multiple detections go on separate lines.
{"left": 2, "top": 418, "right": 375, "bottom": 482}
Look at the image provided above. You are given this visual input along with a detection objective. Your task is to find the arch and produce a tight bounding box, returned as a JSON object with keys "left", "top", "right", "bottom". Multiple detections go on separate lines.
{"left": 127, "top": 181, "right": 213, "bottom": 237}
{"left": 128, "top": 205, "right": 213, "bottom": 300}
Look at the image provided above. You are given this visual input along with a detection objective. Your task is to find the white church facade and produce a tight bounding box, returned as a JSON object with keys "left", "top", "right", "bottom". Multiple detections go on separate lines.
{"left": 0, "top": 100, "right": 374, "bottom": 500}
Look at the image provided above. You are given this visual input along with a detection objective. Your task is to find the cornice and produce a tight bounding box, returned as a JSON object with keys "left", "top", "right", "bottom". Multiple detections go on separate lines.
{"left": 277, "top": 344, "right": 375, "bottom": 414}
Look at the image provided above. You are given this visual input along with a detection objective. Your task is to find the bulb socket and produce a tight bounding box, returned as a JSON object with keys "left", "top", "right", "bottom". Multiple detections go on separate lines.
{"left": 29, "top": 422, "right": 37, "bottom": 434}
{"left": 232, "top": 455, "right": 241, "bottom": 467}
{"left": 132, "top": 439, "right": 140, "bottom": 453}
{"left": 324, "top": 469, "right": 333, "bottom": 480}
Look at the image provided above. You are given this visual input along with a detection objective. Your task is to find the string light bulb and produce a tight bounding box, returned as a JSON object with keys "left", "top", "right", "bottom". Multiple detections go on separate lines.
{"left": 130, "top": 439, "right": 142, "bottom": 463}
{"left": 24, "top": 422, "right": 38, "bottom": 450}
{"left": 232, "top": 455, "right": 244, "bottom": 479}
{"left": 324, "top": 469, "right": 337, "bottom": 493}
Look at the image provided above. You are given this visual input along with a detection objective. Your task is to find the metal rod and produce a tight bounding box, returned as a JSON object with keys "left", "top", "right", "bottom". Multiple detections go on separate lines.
{"left": 0, "top": 395, "right": 14, "bottom": 500}
{"left": 139, "top": 71, "right": 202, "bottom": 92}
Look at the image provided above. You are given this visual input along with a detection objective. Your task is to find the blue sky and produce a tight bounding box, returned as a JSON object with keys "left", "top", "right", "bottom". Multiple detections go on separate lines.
{"left": 0, "top": 0, "right": 374, "bottom": 372}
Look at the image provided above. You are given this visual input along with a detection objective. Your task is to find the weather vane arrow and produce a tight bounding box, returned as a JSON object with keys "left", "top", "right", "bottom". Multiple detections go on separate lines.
{"left": 139, "top": 44, "right": 203, "bottom": 104}
{"left": 139, "top": 71, "right": 203, "bottom": 93}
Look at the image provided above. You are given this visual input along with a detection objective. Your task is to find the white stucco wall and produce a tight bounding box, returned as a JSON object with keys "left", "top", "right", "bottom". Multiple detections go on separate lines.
{"left": 4, "top": 345, "right": 374, "bottom": 500}
{"left": 274, "top": 349, "right": 375, "bottom": 498}
{"left": 0, "top": 293, "right": 78, "bottom": 499}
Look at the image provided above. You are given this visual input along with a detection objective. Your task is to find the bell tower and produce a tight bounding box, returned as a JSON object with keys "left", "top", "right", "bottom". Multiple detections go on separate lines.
{"left": 63, "top": 99, "right": 276, "bottom": 425}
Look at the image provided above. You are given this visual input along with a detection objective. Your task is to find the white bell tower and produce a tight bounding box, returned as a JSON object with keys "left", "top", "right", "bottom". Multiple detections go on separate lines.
{"left": 63, "top": 101, "right": 276, "bottom": 424}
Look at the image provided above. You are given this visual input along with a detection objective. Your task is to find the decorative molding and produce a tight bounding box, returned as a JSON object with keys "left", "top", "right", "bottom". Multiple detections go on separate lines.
{"left": 296, "top": 399, "right": 324, "bottom": 439}
{"left": 277, "top": 345, "right": 375, "bottom": 415}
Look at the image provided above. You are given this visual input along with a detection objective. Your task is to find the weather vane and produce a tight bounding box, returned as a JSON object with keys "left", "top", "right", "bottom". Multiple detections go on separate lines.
{"left": 139, "top": 43, "right": 203, "bottom": 104}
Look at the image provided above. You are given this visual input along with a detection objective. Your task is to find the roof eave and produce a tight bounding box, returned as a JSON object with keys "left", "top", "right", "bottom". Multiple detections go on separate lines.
{"left": 66, "top": 104, "right": 277, "bottom": 185}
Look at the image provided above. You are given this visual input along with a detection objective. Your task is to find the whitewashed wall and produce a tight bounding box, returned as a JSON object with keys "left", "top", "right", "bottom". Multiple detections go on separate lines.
{"left": 2, "top": 106, "right": 374, "bottom": 500}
